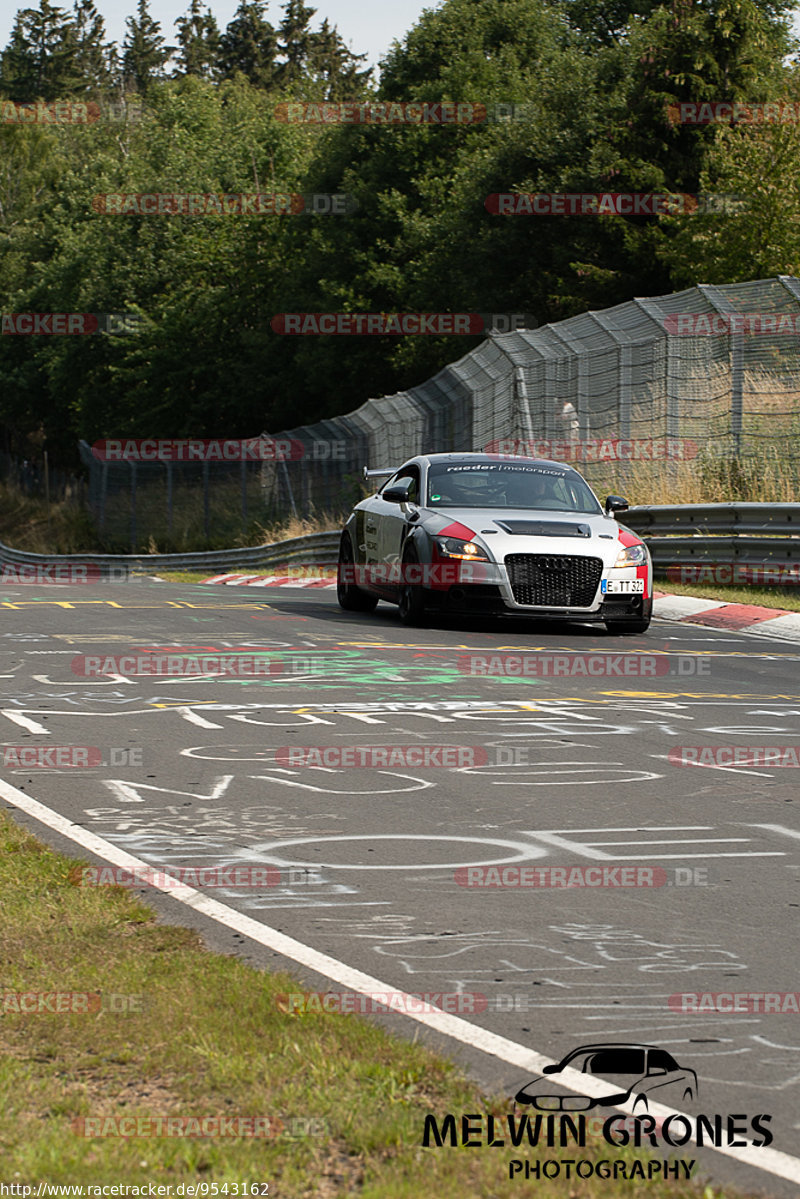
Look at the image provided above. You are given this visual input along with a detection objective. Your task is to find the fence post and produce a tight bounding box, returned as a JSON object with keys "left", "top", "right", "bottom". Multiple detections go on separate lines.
{"left": 241, "top": 459, "right": 248, "bottom": 537}
{"left": 166, "top": 462, "right": 173, "bottom": 539}
{"left": 619, "top": 343, "right": 633, "bottom": 493}
{"left": 203, "top": 461, "right": 210, "bottom": 541}
{"left": 129, "top": 461, "right": 137, "bottom": 551}
{"left": 731, "top": 331, "right": 744, "bottom": 457}
{"left": 99, "top": 463, "right": 107, "bottom": 532}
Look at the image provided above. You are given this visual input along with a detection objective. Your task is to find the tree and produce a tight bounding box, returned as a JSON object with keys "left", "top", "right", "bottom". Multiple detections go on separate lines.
{"left": 122, "top": 0, "right": 171, "bottom": 93}
{"left": 661, "top": 74, "right": 800, "bottom": 284}
{"left": 175, "top": 0, "right": 221, "bottom": 79}
{"left": 0, "top": 0, "right": 80, "bottom": 100}
{"left": 71, "top": 0, "right": 114, "bottom": 93}
{"left": 218, "top": 0, "right": 277, "bottom": 87}
{"left": 307, "top": 18, "right": 371, "bottom": 99}
{"left": 275, "top": 0, "right": 316, "bottom": 87}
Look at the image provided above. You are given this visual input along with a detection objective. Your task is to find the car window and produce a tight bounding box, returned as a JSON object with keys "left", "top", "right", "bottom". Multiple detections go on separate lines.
{"left": 648, "top": 1050, "right": 677, "bottom": 1072}
{"left": 383, "top": 467, "right": 420, "bottom": 504}
{"left": 585, "top": 1049, "right": 646, "bottom": 1076}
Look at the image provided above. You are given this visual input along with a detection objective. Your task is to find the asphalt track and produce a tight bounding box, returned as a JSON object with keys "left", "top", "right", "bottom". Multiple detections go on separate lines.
{"left": 2, "top": 579, "right": 800, "bottom": 1196}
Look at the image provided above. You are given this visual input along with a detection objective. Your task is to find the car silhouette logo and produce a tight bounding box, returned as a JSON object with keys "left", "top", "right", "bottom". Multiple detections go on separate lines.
{"left": 515, "top": 1042, "right": 698, "bottom": 1114}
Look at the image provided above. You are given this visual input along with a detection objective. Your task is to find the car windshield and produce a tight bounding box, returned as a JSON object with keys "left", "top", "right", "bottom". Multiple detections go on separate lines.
{"left": 556, "top": 1047, "right": 647, "bottom": 1075}
{"left": 427, "top": 463, "right": 602, "bottom": 513}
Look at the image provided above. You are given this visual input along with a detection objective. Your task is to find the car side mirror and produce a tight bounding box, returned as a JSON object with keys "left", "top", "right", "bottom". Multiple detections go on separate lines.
{"left": 541, "top": 1064, "right": 559, "bottom": 1074}
{"left": 648, "top": 1066, "right": 667, "bottom": 1076}
{"left": 604, "top": 495, "right": 629, "bottom": 515}
{"left": 382, "top": 484, "right": 412, "bottom": 504}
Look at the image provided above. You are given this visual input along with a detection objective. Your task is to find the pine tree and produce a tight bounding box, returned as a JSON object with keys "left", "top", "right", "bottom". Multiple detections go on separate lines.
{"left": 0, "top": 0, "right": 80, "bottom": 101}
{"left": 275, "top": 0, "right": 316, "bottom": 87}
{"left": 175, "top": 0, "right": 221, "bottom": 79}
{"left": 218, "top": 0, "right": 277, "bottom": 87}
{"left": 71, "top": 0, "right": 113, "bottom": 94}
{"left": 122, "top": 0, "right": 171, "bottom": 93}
{"left": 307, "top": 18, "right": 371, "bottom": 99}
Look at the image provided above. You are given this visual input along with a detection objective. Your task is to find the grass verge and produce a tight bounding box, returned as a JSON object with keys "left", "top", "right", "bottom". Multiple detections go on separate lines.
{"left": 0, "top": 809, "right": 741, "bottom": 1197}
{"left": 654, "top": 578, "right": 800, "bottom": 612}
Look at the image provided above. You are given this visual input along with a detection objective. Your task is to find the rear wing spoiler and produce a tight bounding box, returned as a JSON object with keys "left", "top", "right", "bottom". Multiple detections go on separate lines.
{"left": 363, "top": 466, "right": 395, "bottom": 480}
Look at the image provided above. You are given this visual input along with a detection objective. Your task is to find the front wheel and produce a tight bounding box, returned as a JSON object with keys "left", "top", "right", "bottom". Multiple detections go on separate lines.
{"left": 337, "top": 534, "right": 378, "bottom": 612}
{"left": 397, "top": 544, "right": 427, "bottom": 627}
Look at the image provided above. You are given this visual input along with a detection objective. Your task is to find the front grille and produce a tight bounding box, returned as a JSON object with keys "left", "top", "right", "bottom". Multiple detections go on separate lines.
{"left": 505, "top": 554, "right": 603, "bottom": 607}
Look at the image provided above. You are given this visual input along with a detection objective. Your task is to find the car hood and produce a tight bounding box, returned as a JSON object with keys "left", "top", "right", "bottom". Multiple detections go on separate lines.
{"left": 421, "top": 507, "right": 643, "bottom": 565}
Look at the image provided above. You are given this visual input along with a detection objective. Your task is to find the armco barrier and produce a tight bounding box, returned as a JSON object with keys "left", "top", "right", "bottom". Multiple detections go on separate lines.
{"left": 621, "top": 503, "right": 800, "bottom": 572}
{"left": 0, "top": 531, "right": 341, "bottom": 579}
{"left": 1, "top": 505, "right": 798, "bottom": 577}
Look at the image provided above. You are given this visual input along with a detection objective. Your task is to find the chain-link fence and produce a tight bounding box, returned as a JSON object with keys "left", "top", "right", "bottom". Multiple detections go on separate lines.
{"left": 1, "top": 451, "right": 87, "bottom": 505}
{"left": 81, "top": 276, "right": 800, "bottom": 549}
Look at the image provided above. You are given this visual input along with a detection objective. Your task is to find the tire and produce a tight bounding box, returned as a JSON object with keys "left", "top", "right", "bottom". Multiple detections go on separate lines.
{"left": 605, "top": 617, "right": 651, "bottom": 635}
{"left": 682, "top": 1087, "right": 694, "bottom": 1103}
{"left": 633, "top": 1093, "right": 649, "bottom": 1113}
{"left": 337, "top": 533, "right": 378, "bottom": 612}
{"left": 397, "top": 543, "right": 427, "bottom": 627}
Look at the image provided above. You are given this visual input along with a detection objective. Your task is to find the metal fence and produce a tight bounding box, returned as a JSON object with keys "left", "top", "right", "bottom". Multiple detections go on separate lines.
{"left": 1, "top": 451, "right": 87, "bottom": 505}
{"left": 81, "top": 276, "right": 800, "bottom": 549}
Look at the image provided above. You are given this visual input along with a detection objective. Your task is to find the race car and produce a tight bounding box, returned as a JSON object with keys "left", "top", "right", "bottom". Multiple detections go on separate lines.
{"left": 336, "top": 452, "right": 652, "bottom": 633}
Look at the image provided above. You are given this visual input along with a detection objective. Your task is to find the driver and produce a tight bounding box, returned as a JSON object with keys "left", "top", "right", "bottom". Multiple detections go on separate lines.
{"left": 504, "top": 472, "right": 554, "bottom": 507}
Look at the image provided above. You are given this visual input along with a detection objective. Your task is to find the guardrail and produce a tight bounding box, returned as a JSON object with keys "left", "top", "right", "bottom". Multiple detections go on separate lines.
{"left": 1, "top": 504, "right": 799, "bottom": 578}
{"left": 622, "top": 504, "right": 800, "bottom": 571}
{"left": 0, "top": 531, "right": 342, "bottom": 579}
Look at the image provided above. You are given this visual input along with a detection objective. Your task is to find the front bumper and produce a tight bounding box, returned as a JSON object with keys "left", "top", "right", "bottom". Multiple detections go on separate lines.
{"left": 428, "top": 558, "right": 648, "bottom": 619}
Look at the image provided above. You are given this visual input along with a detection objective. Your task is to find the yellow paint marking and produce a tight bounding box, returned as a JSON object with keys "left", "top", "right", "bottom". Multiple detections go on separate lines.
{"left": 1, "top": 599, "right": 273, "bottom": 611}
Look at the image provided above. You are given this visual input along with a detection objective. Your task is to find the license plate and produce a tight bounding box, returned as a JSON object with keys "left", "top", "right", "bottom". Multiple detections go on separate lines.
{"left": 602, "top": 579, "right": 645, "bottom": 594}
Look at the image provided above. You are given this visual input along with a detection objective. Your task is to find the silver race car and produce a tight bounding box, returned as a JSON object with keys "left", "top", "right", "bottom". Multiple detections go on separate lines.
{"left": 336, "top": 453, "right": 652, "bottom": 634}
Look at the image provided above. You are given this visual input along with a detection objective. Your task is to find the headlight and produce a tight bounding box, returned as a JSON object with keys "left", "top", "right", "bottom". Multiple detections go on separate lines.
{"left": 613, "top": 543, "right": 647, "bottom": 568}
{"left": 435, "top": 537, "right": 490, "bottom": 561}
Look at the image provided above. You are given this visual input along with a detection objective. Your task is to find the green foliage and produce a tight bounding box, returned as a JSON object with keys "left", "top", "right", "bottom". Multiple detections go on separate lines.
{"left": 0, "top": 0, "right": 798, "bottom": 465}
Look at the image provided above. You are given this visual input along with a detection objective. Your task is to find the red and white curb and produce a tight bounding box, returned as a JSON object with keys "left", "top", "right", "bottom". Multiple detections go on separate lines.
{"left": 201, "top": 576, "right": 800, "bottom": 640}
{"left": 653, "top": 591, "right": 800, "bottom": 641}
{"left": 202, "top": 573, "right": 337, "bottom": 588}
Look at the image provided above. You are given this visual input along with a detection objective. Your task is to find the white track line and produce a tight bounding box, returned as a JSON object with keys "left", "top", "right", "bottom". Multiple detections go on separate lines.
{"left": 1, "top": 774, "right": 798, "bottom": 1186}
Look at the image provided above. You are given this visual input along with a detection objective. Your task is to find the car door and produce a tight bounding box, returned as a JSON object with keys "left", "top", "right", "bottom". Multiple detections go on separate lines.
{"left": 376, "top": 465, "right": 422, "bottom": 587}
